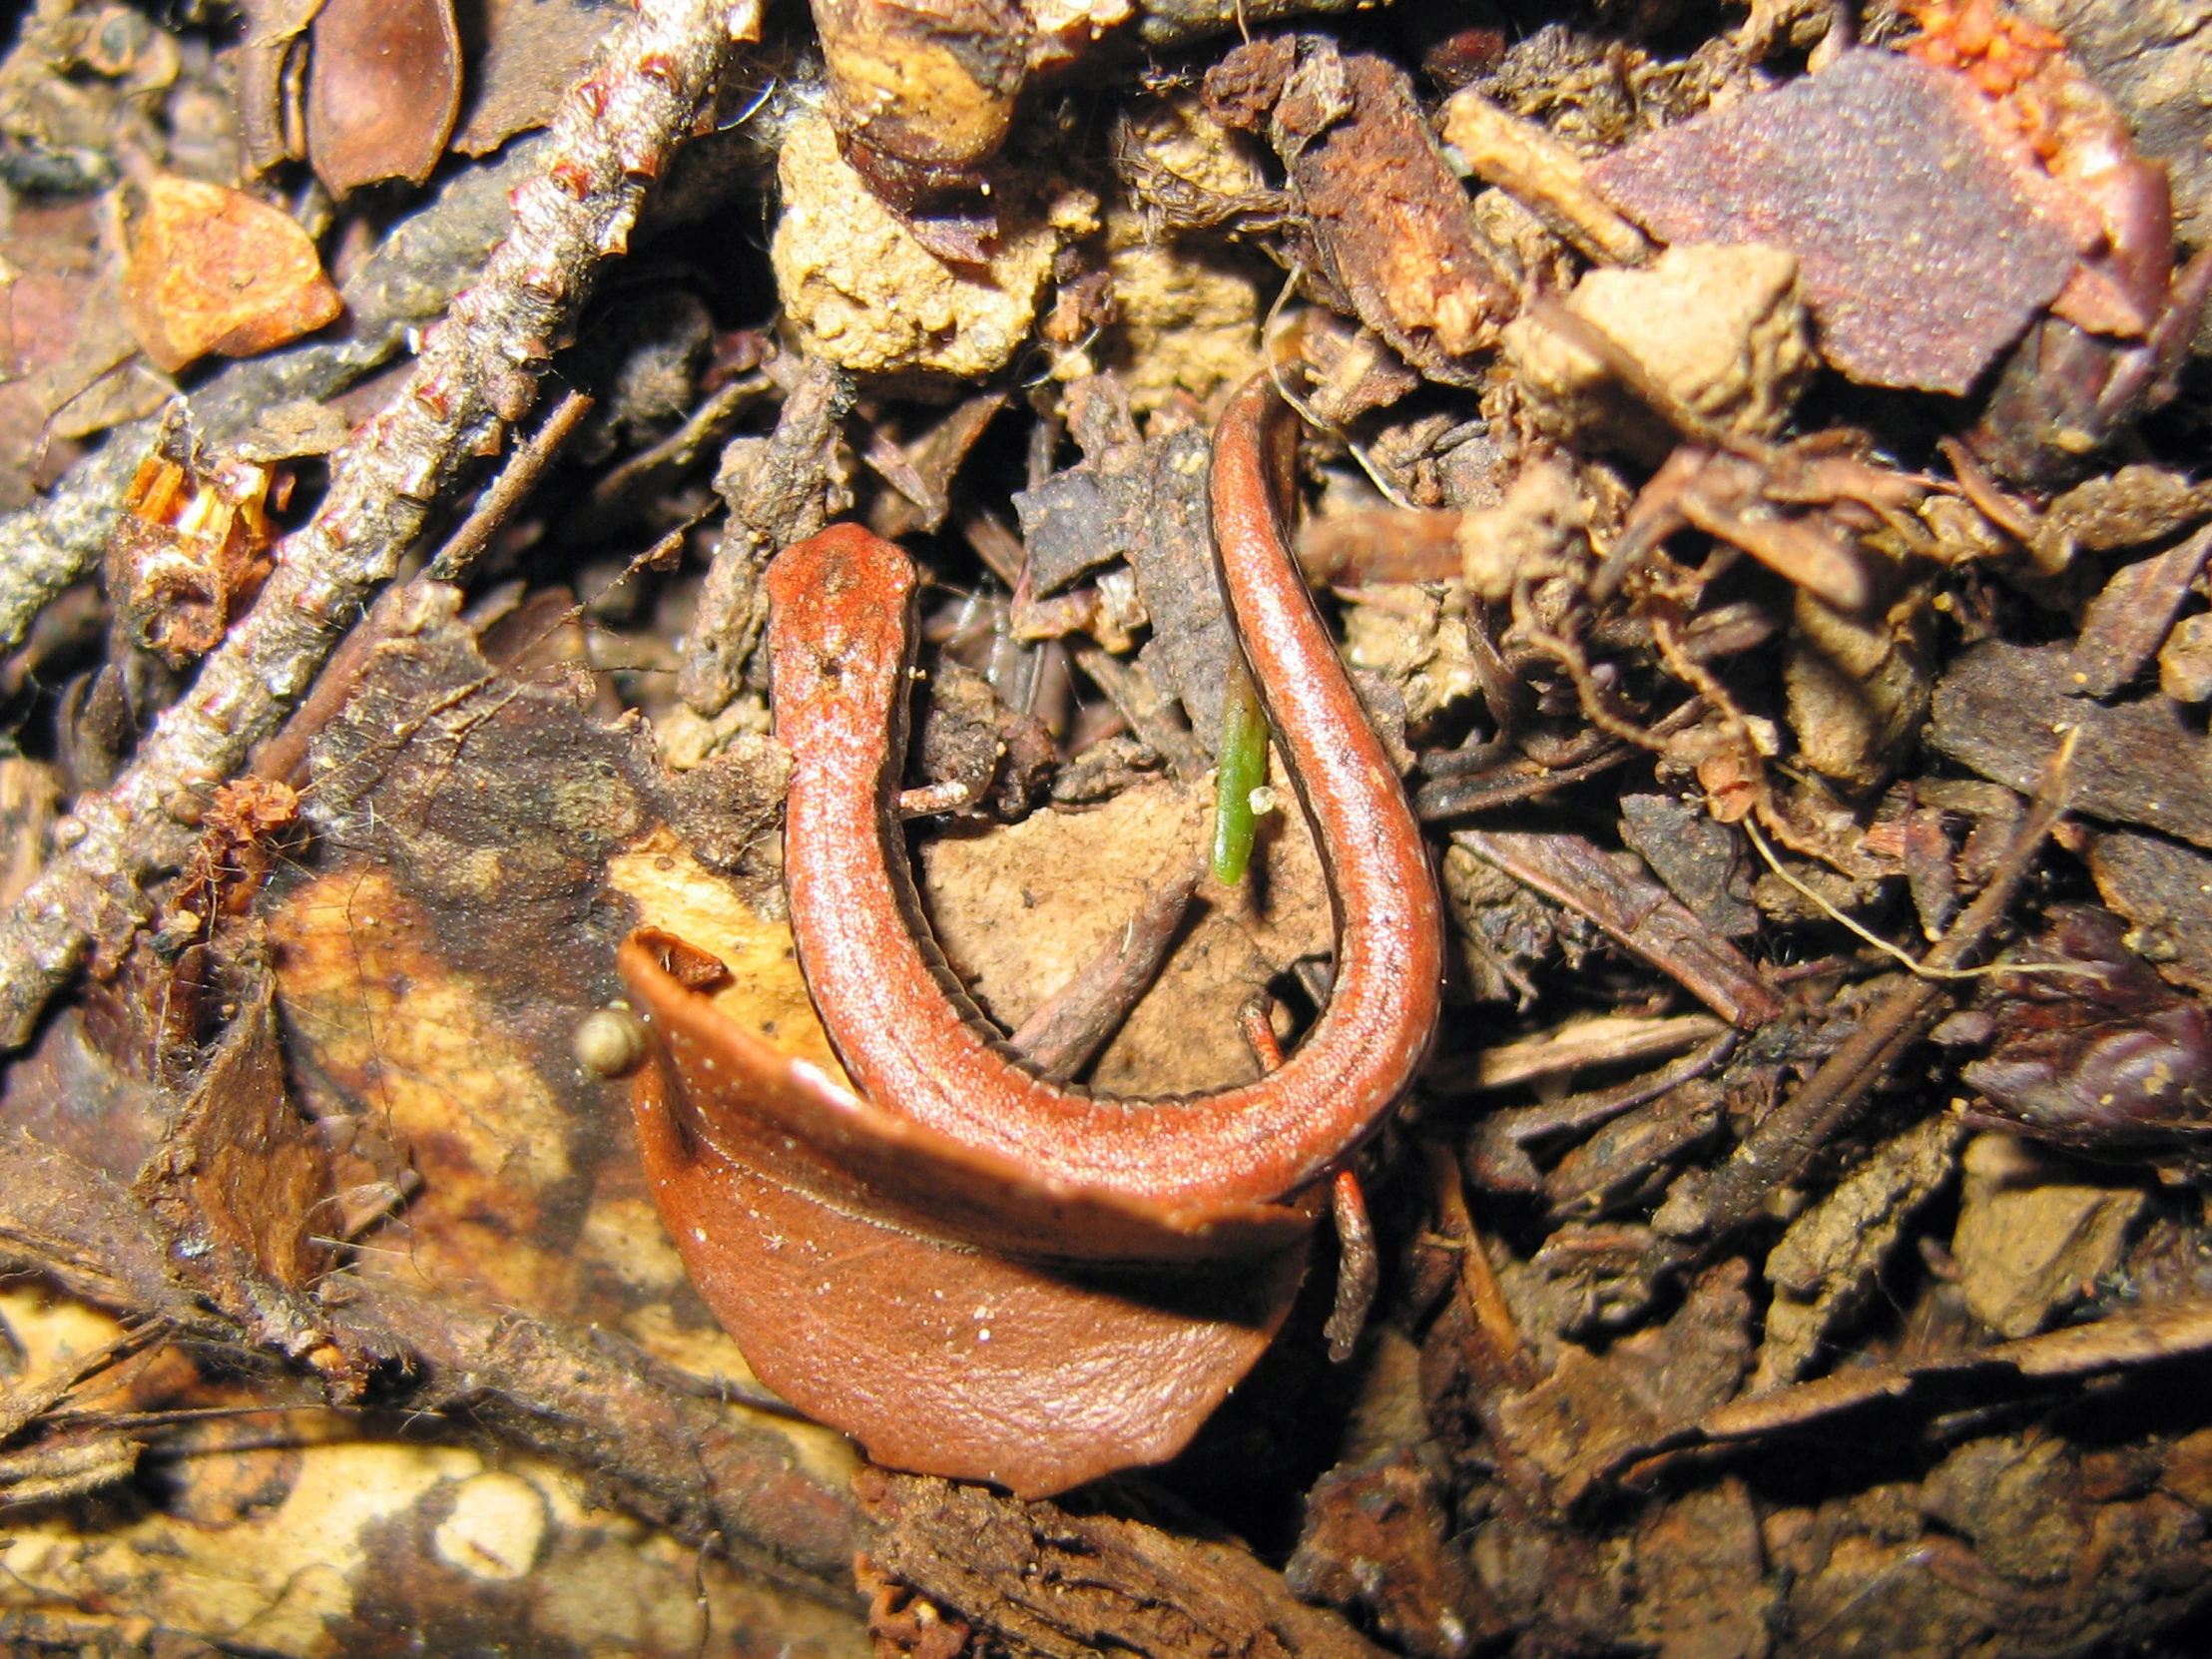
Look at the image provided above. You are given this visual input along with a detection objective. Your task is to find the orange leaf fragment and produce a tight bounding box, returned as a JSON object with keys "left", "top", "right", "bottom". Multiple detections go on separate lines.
{"left": 121, "top": 176, "right": 342, "bottom": 373}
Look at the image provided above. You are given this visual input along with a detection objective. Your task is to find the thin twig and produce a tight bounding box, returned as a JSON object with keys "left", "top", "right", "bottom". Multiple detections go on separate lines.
{"left": 424, "top": 388, "right": 597, "bottom": 582}
{"left": 0, "top": 0, "right": 763, "bottom": 1049}
{"left": 1662, "top": 731, "right": 2077, "bottom": 1245}
{"left": 680, "top": 357, "right": 853, "bottom": 715}
{"left": 1741, "top": 815, "right": 2099, "bottom": 984}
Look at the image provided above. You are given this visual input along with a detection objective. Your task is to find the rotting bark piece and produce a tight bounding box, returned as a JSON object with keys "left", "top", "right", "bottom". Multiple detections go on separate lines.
{"left": 1286, "top": 1449, "right": 1505, "bottom": 1659}
{"left": 1587, "top": 49, "right": 2088, "bottom": 394}
{"left": 306, "top": 0, "right": 463, "bottom": 192}
{"left": 1491, "top": 1259, "right": 1753, "bottom": 1505}
{"left": 1014, "top": 406, "right": 1238, "bottom": 753}
{"left": 682, "top": 356, "right": 852, "bottom": 716}
{"left": 1013, "top": 456, "right": 1146, "bottom": 597}
{"left": 2089, "top": 830, "right": 2212, "bottom": 996}
{"left": 1626, "top": 1479, "right": 1778, "bottom": 1659}
{"left": 1463, "top": 1031, "right": 1735, "bottom": 1196}
{"left": 1541, "top": 1078, "right": 1726, "bottom": 1222}
{"left": 1754, "top": 1112, "right": 1967, "bottom": 1390}
{"left": 854, "top": 1469, "right": 1390, "bottom": 1659}
{"left": 1931, "top": 640, "right": 2212, "bottom": 850}
{"left": 1129, "top": 424, "right": 1236, "bottom": 753}
{"left": 1205, "top": 36, "right": 1515, "bottom": 384}
{"left": 1453, "top": 830, "right": 1782, "bottom": 1028}
{"left": 0, "top": 1130, "right": 212, "bottom": 1328}
{"left": 2070, "top": 522, "right": 2212, "bottom": 699}
{"left": 1619, "top": 794, "right": 1758, "bottom": 938}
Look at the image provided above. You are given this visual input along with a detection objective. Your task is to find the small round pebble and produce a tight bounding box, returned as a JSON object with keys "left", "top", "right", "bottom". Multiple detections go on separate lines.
{"left": 572, "top": 1006, "right": 648, "bottom": 1077}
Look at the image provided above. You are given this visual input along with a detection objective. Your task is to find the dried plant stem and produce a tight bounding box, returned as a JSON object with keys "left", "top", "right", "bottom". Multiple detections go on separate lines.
{"left": 680, "top": 356, "right": 853, "bottom": 714}
{"left": 0, "top": 0, "right": 763, "bottom": 1049}
{"left": 424, "top": 388, "right": 597, "bottom": 582}
{"left": 1664, "top": 732, "right": 2077, "bottom": 1244}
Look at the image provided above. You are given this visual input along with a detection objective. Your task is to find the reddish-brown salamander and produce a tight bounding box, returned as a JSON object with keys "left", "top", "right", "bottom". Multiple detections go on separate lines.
{"left": 764, "top": 371, "right": 1443, "bottom": 1208}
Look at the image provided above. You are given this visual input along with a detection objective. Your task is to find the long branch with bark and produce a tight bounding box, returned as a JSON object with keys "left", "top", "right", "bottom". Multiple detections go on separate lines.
{"left": 0, "top": 135, "right": 550, "bottom": 658}
{"left": 0, "top": 0, "right": 763, "bottom": 1048}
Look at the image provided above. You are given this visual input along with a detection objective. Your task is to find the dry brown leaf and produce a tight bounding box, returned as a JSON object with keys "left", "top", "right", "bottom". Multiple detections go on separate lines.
{"left": 306, "top": 0, "right": 463, "bottom": 193}
{"left": 121, "top": 175, "right": 342, "bottom": 373}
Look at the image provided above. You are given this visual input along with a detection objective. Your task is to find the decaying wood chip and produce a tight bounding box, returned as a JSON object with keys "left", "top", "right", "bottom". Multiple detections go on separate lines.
{"left": 1287, "top": 1450, "right": 1505, "bottom": 1658}
{"left": 1754, "top": 1112, "right": 1968, "bottom": 1390}
{"left": 1541, "top": 1077, "right": 1726, "bottom": 1222}
{"left": 1490, "top": 1259, "right": 1752, "bottom": 1504}
{"left": 2088, "top": 830, "right": 2212, "bottom": 995}
{"left": 2070, "top": 521, "right": 2212, "bottom": 699}
{"left": 681, "top": 356, "right": 852, "bottom": 716}
{"left": 1618, "top": 793, "right": 1759, "bottom": 937}
{"left": 853, "top": 1468, "right": 1389, "bottom": 1659}
{"left": 1205, "top": 35, "right": 1516, "bottom": 383}
{"left": 1447, "top": 1013, "right": 1729, "bottom": 1102}
{"left": 1931, "top": 640, "right": 2212, "bottom": 850}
